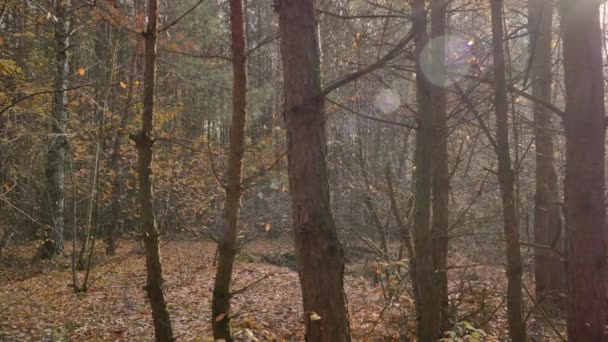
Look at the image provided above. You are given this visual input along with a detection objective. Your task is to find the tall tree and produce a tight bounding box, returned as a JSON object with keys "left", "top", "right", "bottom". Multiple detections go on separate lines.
{"left": 131, "top": 0, "right": 174, "bottom": 339}
{"left": 559, "top": 0, "right": 608, "bottom": 340}
{"left": 277, "top": 0, "right": 350, "bottom": 340}
{"left": 430, "top": 0, "right": 450, "bottom": 329}
{"left": 528, "top": 0, "right": 564, "bottom": 308}
{"left": 211, "top": 0, "right": 248, "bottom": 340}
{"left": 411, "top": 0, "right": 441, "bottom": 339}
{"left": 38, "top": 0, "right": 71, "bottom": 259}
{"left": 490, "top": 0, "right": 526, "bottom": 340}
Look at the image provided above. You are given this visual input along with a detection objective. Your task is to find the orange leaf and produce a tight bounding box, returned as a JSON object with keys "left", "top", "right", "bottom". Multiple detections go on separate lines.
{"left": 119, "top": 81, "right": 127, "bottom": 89}
{"left": 77, "top": 67, "right": 85, "bottom": 76}
{"left": 265, "top": 223, "right": 271, "bottom": 232}
{"left": 215, "top": 313, "right": 226, "bottom": 322}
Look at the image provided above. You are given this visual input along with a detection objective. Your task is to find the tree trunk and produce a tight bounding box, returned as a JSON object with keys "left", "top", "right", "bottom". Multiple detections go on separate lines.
{"left": 430, "top": 0, "right": 450, "bottom": 330}
{"left": 490, "top": 1, "right": 526, "bottom": 341}
{"left": 211, "top": 0, "right": 247, "bottom": 340}
{"left": 38, "top": 0, "right": 70, "bottom": 260}
{"left": 131, "top": 0, "right": 174, "bottom": 340}
{"left": 277, "top": 1, "right": 350, "bottom": 340}
{"left": 411, "top": 0, "right": 441, "bottom": 340}
{"left": 528, "top": 0, "right": 565, "bottom": 309}
{"left": 559, "top": 0, "right": 608, "bottom": 340}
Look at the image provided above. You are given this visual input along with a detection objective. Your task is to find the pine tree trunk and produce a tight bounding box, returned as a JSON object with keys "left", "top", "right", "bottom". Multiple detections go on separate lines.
{"left": 39, "top": 0, "right": 70, "bottom": 260}
{"left": 528, "top": 0, "right": 565, "bottom": 309}
{"left": 490, "top": 1, "right": 526, "bottom": 340}
{"left": 277, "top": 1, "right": 350, "bottom": 340}
{"left": 559, "top": 0, "right": 608, "bottom": 340}
{"left": 132, "top": 0, "right": 174, "bottom": 340}
{"left": 211, "top": 0, "right": 247, "bottom": 340}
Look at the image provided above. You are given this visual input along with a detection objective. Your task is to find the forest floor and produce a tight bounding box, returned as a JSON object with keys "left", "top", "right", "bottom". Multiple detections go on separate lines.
{"left": 0, "top": 239, "right": 562, "bottom": 341}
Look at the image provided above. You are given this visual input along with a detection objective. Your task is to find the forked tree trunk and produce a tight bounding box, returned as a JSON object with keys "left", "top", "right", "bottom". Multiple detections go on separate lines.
{"left": 489, "top": 1, "right": 526, "bottom": 340}
{"left": 430, "top": 0, "right": 450, "bottom": 330}
{"left": 528, "top": 0, "right": 564, "bottom": 308}
{"left": 39, "top": 0, "right": 70, "bottom": 260}
{"left": 411, "top": 0, "right": 441, "bottom": 339}
{"left": 131, "top": 0, "right": 174, "bottom": 340}
{"left": 211, "top": 0, "right": 247, "bottom": 340}
{"left": 277, "top": 1, "right": 350, "bottom": 340}
{"left": 559, "top": 0, "right": 608, "bottom": 340}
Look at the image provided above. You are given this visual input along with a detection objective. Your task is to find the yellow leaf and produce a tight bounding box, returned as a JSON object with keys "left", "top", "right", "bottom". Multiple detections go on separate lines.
{"left": 134, "top": 80, "right": 140, "bottom": 85}
{"left": 244, "top": 328, "right": 254, "bottom": 338}
{"left": 265, "top": 223, "right": 271, "bottom": 232}
{"left": 215, "top": 313, "right": 226, "bottom": 322}
{"left": 119, "top": 81, "right": 127, "bottom": 89}
{"left": 78, "top": 67, "right": 85, "bottom": 76}
{"left": 310, "top": 312, "right": 321, "bottom": 321}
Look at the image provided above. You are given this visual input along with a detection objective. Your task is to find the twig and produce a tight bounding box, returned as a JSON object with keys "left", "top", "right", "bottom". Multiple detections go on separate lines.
{"left": 207, "top": 142, "right": 227, "bottom": 189}
{"left": 246, "top": 35, "right": 279, "bottom": 57}
{"left": 230, "top": 274, "right": 271, "bottom": 297}
{"left": 158, "top": 0, "right": 206, "bottom": 32}
{"left": 242, "top": 151, "right": 287, "bottom": 187}
{"left": 0, "top": 83, "right": 95, "bottom": 116}
{"left": 327, "top": 98, "right": 417, "bottom": 129}
{"left": 523, "top": 285, "right": 567, "bottom": 342}
{"left": 320, "top": 28, "right": 415, "bottom": 97}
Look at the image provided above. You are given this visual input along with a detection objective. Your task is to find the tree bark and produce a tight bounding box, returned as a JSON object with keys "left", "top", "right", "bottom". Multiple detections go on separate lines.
{"left": 559, "top": 0, "right": 608, "bottom": 340}
{"left": 490, "top": 1, "right": 526, "bottom": 341}
{"left": 277, "top": 1, "right": 350, "bottom": 340}
{"left": 211, "top": 0, "right": 247, "bottom": 340}
{"left": 528, "top": 0, "right": 564, "bottom": 309}
{"left": 38, "top": 0, "right": 70, "bottom": 260}
{"left": 132, "top": 0, "right": 174, "bottom": 340}
{"left": 430, "top": 0, "right": 450, "bottom": 330}
{"left": 411, "top": 0, "right": 441, "bottom": 339}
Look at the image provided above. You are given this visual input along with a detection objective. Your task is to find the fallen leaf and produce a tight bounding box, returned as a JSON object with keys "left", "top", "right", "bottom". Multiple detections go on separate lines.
{"left": 310, "top": 312, "right": 321, "bottom": 321}
{"left": 215, "top": 313, "right": 226, "bottom": 322}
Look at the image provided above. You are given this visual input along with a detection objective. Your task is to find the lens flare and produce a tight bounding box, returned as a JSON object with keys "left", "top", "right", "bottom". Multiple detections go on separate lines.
{"left": 420, "top": 34, "right": 474, "bottom": 87}
{"left": 374, "top": 88, "right": 401, "bottom": 114}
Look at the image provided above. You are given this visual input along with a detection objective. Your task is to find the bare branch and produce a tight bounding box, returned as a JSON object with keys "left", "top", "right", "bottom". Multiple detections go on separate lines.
{"left": 320, "top": 28, "right": 415, "bottom": 97}
{"left": 158, "top": 0, "right": 206, "bottom": 32}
